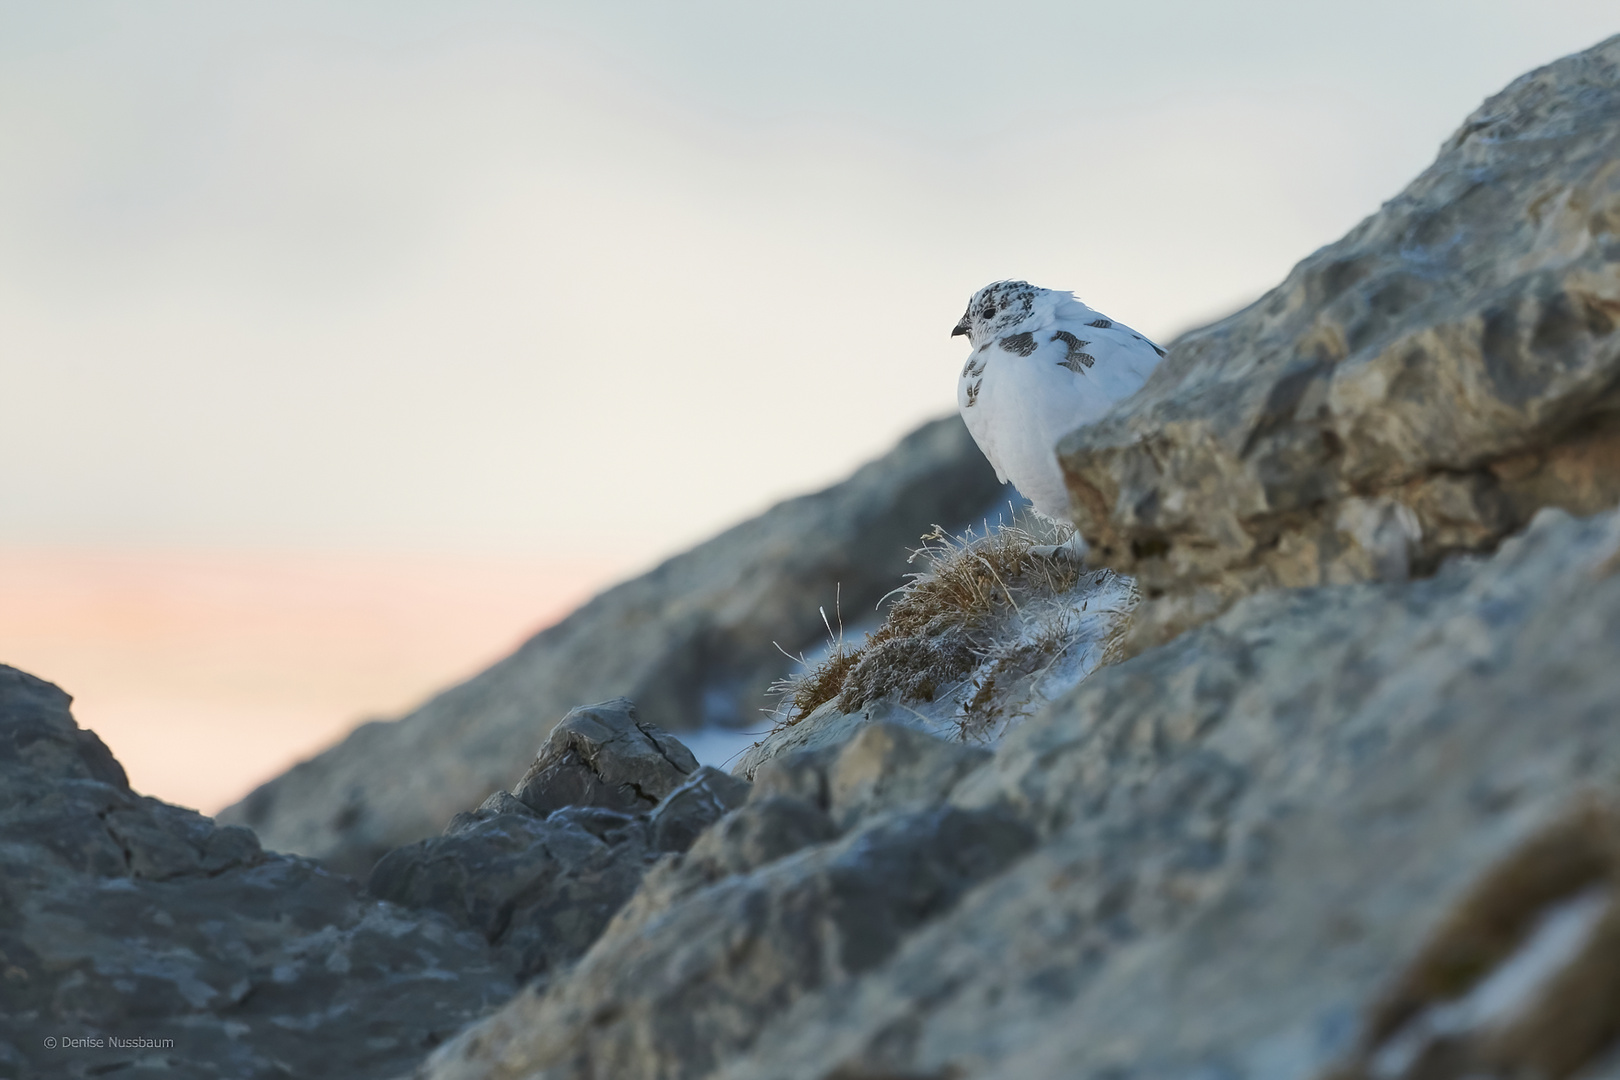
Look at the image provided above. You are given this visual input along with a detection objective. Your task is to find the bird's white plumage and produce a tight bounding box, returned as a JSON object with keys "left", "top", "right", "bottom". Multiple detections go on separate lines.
{"left": 953, "top": 281, "right": 1163, "bottom": 519}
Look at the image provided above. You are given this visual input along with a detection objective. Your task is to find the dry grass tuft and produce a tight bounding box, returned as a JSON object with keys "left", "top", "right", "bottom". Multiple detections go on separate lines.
{"left": 773, "top": 644, "right": 861, "bottom": 725}
{"left": 768, "top": 512, "right": 1123, "bottom": 733}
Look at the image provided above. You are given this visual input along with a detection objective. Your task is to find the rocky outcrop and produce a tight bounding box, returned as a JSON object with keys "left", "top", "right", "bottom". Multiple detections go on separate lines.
{"left": 220, "top": 417, "right": 1004, "bottom": 875}
{"left": 409, "top": 34, "right": 1620, "bottom": 1080}
{"left": 0, "top": 665, "right": 513, "bottom": 1080}
{"left": 1060, "top": 34, "right": 1620, "bottom": 652}
{"left": 15, "top": 33, "right": 1620, "bottom": 1080}
{"left": 508, "top": 698, "right": 700, "bottom": 816}
{"left": 2, "top": 668, "right": 785, "bottom": 1078}
{"left": 419, "top": 502, "right": 1620, "bottom": 1080}
{"left": 421, "top": 801, "right": 1036, "bottom": 1080}
{"left": 367, "top": 701, "right": 750, "bottom": 980}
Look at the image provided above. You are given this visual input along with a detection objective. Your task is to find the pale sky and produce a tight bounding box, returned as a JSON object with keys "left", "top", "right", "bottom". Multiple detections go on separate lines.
{"left": 5, "top": 2, "right": 1615, "bottom": 563}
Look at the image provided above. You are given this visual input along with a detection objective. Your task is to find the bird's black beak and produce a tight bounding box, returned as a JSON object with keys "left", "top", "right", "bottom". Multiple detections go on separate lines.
{"left": 950, "top": 319, "right": 970, "bottom": 339}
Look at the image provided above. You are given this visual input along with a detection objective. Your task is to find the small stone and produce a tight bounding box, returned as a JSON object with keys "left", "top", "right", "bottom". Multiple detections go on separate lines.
{"left": 512, "top": 699, "right": 698, "bottom": 816}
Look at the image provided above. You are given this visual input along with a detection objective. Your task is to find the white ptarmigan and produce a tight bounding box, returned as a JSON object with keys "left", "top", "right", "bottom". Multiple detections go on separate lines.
{"left": 953, "top": 280, "right": 1164, "bottom": 521}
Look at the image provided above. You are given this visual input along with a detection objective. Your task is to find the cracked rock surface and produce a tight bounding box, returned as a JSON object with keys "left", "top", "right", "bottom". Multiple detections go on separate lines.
{"left": 704, "top": 506, "right": 1620, "bottom": 1080}
{"left": 510, "top": 699, "right": 699, "bottom": 816}
{"left": 1059, "top": 34, "right": 1620, "bottom": 652}
{"left": 368, "top": 701, "right": 751, "bottom": 980}
{"left": 409, "top": 505, "right": 1620, "bottom": 1080}
{"left": 0, "top": 666, "right": 513, "bottom": 1080}
{"left": 15, "top": 33, "right": 1620, "bottom": 1080}
{"left": 409, "top": 36, "right": 1620, "bottom": 1080}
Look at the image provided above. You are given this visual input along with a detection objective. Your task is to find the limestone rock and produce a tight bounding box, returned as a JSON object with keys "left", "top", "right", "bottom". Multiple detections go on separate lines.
{"left": 736, "top": 710, "right": 993, "bottom": 833}
{"left": 402, "top": 705, "right": 1023, "bottom": 1080}
{"left": 746, "top": 743, "right": 841, "bottom": 808}
{"left": 367, "top": 804, "right": 652, "bottom": 981}
{"left": 1057, "top": 33, "right": 1620, "bottom": 652}
{"left": 646, "top": 765, "right": 754, "bottom": 853}
{"left": 220, "top": 416, "right": 1005, "bottom": 875}
{"left": 741, "top": 718, "right": 990, "bottom": 828}
{"left": 0, "top": 665, "right": 512, "bottom": 1080}
{"left": 416, "top": 804, "right": 1037, "bottom": 1080}
{"left": 604, "top": 724, "right": 985, "bottom": 955}
{"left": 823, "top": 720, "right": 991, "bottom": 830}
{"left": 511, "top": 698, "right": 698, "bottom": 816}
{"left": 732, "top": 697, "right": 910, "bottom": 782}
{"left": 605, "top": 795, "right": 842, "bottom": 946}
{"left": 717, "top": 505, "right": 1620, "bottom": 1080}
{"left": 409, "top": 486, "right": 1620, "bottom": 1080}
{"left": 369, "top": 711, "right": 746, "bottom": 980}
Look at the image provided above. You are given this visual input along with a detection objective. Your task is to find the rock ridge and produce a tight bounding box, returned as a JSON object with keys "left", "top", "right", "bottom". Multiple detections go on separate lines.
{"left": 1058, "top": 33, "right": 1620, "bottom": 652}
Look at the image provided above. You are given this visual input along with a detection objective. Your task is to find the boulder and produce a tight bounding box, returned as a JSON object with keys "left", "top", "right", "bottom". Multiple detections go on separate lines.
{"left": 367, "top": 704, "right": 750, "bottom": 979}
{"left": 604, "top": 795, "right": 843, "bottom": 947}
{"left": 740, "top": 718, "right": 990, "bottom": 829}
{"left": 823, "top": 720, "right": 991, "bottom": 830}
{"left": 0, "top": 665, "right": 513, "bottom": 1080}
{"left": 646, "top": 765, "right": 754, "bottom": 853}
{"left": 511, "top": 698, "right": 699, "bottom": 816}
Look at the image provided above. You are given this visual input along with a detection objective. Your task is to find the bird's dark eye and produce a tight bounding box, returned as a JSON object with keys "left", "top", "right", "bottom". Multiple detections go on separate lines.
{"left": 982, "top": 307, "right": 996, "bottom": 318}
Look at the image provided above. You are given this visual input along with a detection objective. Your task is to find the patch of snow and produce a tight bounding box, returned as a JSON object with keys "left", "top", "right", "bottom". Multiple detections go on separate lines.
{"left": 679, "top": 725, "right": 767, "bottom": 772}
{"left": 1371, "top": 886, "right": 1611, "bottom": 1079}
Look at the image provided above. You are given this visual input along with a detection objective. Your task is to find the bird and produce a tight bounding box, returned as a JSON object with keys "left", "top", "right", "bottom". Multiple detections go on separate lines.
{"left": 953, "top": 280, "right": 1165, "bottom": 523}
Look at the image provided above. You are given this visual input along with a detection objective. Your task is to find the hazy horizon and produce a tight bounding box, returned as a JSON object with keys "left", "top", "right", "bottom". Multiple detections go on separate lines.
{"left": 4, "top": 3, "right": 1616, "bottom": 811}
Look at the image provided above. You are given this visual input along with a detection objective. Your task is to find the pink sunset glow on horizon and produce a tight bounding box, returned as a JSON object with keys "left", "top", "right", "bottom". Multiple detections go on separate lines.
{"left": 7, "top": 5, "right": 1617, "bottom": 830}
{"left": 0, "top": 547, "right": 629, "bottom": 814}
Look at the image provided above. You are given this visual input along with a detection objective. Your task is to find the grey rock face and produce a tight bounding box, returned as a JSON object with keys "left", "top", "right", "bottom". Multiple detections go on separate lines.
{"left": 404, "top": 713, "right": 1026, "bottom": 1080}
{"left": 1058, "top": 34, "right": 1620, "bottom": 652}
{"left": 708, "top": 506, "right": 1620, "bottom": 1080}
{"left": 606, "top": 723, "right": 987, "bottom": 955}
{"left": 823, "top": 720, "right": 991, "bottom": 830}
{"left": 220, "top": 416, "right": 1005, "bottom": 875}
{"left": 511, "top": 698, "right": 699, "bottom": 816}
{"left": 0, "top": 665, "right": 513, "bottom": 1080}
{"left": 368, "top": 705, "right": 749, "bottom": 980}
{"left": 367, "top": 804, "right": 652, "bottom": 981}
{"left": 743, "top": 718, "right": 990, "bottom": 829}
{"left": 604, "top": 795, "right": 843, "bottom": 948}
{"left": 412, "top": 37, "right": 1620, "bottom": 1080}
{"left": 646, "top": 765, "right": 754, "bottom": 852}
{"left": 418, "top": 803, "right": 1037, "bottom": 1080}
{"left": 733, "top": 697, "right": 908, "bottom": 781}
